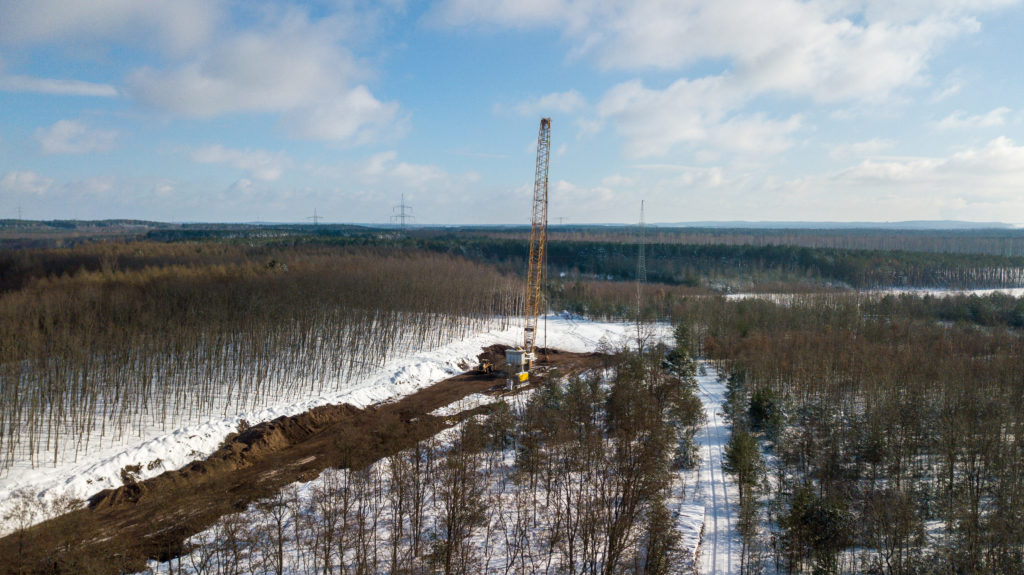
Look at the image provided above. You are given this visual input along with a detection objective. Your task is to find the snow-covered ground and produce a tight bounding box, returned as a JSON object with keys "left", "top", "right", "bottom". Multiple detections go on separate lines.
{"left": 725, "top": 287, "right": 1024, "bottom": 302}
{"left": 695, "top": 363, "right": 742, "bottom": 575}
{"left": 136, "top": 353, "right": 711, "bottom": 575}
{"left": 0, "top": 315, "right": 665, "bottom": 536}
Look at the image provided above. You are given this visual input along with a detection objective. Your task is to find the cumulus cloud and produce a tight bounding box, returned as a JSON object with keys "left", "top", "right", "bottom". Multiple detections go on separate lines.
{"left": 35, "top": 120, "right": 118, "bottom": 155}
{"left": 513, "top": 90, "right": 587, "bottom": 116}
{"left": 779, "top": 137, "right": 1024, "bottom": 219}
{"left": 0, "top": 171, "right": 54, "bottom": 195}
{"left": 0, "top": 0, "right": 219, "bottom": 53}
{"left": 935, "top": 107, "right": 1011, "bottom": 130}
{"left": 596, "top": 77, "right": 800, "bottom": 157}
{"left": 360, "top": 151, "right": 453, "bottom": 190}
{"left": 433, "top": 0, "right": 1019, "bottom": 158}
{"left": 838, "top": 137, "right": 1024, "bottom": 183}
{"left": 190, "top": 145, "right": 291, "bottom": 181}
{"left": 432, "top": 0, "right": 1007, "bottom": 93}
{"left": 605, "top": 138, "right": 1024, "bottom": 222}
{"left": 282, "top": 86, "right": 402, "bottom": 143}
{"left": 127, "top": 8, "right": 400, "bottom": 143}
{"left": 427, "top": 0, "right": 574, "bottom": 28}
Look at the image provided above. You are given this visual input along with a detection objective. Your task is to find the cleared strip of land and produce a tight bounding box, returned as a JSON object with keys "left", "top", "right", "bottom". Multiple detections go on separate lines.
{"left": 0, "top": 348, "right": 603, "bottom": 574}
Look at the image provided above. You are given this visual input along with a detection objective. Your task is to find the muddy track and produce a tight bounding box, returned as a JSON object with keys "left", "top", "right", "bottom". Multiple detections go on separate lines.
{"left": 0, "top": 346, "right": 603, "bottom": 575}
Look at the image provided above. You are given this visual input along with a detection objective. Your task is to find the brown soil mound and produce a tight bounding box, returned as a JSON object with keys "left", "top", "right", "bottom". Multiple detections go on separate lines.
{"left": 0, "top": 347, "right": 603, "bottom": 574}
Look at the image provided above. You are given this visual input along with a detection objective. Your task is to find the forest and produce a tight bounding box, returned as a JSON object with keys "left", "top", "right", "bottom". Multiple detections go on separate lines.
{"left": 668, "top": 296, "right": 1024, "bottom": 574}
{"left": 2, "top": 224, "right": 1024, "bottom": 574}
{"left": 0, "top": 242, "right": 518, "bottom": 473}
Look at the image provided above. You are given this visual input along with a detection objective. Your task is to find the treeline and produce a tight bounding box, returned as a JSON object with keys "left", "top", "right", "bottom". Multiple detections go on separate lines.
{"left": 13, "top": 230, "right": 1024, "bottom": 295}
{"left": 0, "top": 246, "right": 519, "bottom": 473}
{"left": 547, "top": 279, "right": 711, "bottom": 321}
{"left": 0, "top": 241, "right": 254, "bottom": 293}
{"left": 408, "top": 234, "right": 1024, "bottom": 290}
{"left": 468, "top": 226, "right": 1024, "bottom": 258}
{"left": 137, "top": 346, "right": 705, "bottom": 575}
{"left": 687, "top": 296, "right": 1024, "bottom": 573}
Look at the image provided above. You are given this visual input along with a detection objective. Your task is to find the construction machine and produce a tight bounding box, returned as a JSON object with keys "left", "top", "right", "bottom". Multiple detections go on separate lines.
{"left": 506, "top": 118, "right": 550, "bottom": 387}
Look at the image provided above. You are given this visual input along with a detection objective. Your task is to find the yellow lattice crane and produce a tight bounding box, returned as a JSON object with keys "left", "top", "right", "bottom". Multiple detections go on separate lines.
{"left": 506, "top": 118, "right": 550, "bottom": 386}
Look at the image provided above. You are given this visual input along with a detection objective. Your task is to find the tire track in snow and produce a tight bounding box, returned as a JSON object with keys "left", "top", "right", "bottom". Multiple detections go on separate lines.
{"left": 703, "top": 405, "right": 720, "bottom": 571}
{"left": 698, "top": 367, "right": 738, "bottom": 575}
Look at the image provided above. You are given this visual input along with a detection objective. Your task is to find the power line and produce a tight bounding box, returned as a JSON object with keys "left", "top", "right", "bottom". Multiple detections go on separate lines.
{"left": 636, "top": 200, "right": 647, "bottom": 349}
{"left": 306, "top": 208, "right": 323, "bottom": 225}
{"left": 391, "top": 194, "right": 414, "bottom": 231}
{"left": 636, "top": 200, "right": 646, "bottom": 284}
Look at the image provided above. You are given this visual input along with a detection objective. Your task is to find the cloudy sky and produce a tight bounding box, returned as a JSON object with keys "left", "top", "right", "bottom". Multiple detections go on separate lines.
{"left": 1, "top": 0, "right": 1023, "bottom": 225}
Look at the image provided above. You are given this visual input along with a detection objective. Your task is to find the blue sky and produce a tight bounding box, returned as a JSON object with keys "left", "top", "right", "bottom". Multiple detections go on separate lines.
{"left": 1, "top": 0, "right": 1023, "bottom": 225}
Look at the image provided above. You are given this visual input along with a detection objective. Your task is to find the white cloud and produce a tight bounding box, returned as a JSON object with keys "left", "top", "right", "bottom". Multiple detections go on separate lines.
{"left": 829, "top": 138, "right": 897, "bottom": 159}
{"left": 427, "top": 0, "right": 573, "bottom": 28}
{"left": 0, "top": 171, "right": 54, "bottom": 195}
{"left": 549, "top": 179, "right": 617, "bottom": 217}
{"left": 601, "top": 174, "right": 634, "bottom": 187}
{"left": 931, "top": 71, "right": 964, "bottom": 102}
{"left": 604, "top": 138, "right": 1024, "bottom": 223}
{"left": 282, "top": 86, "right": 402, "bottom": 143}
{"left": 513, "top": 90, "right": 587, "bottom": 116}
{"left": 791, "top": 137, "right": 1024, "bottom": 219}
{"left": 0, "top": 75, "right": 118, "bottom": 97}
{"left": 709, "top": 114, "right": 803, "bottom": 155}
{"left": 35, "top": 120, "right": 118, "bottom": 155}
{"left": 432, "top": 0, "right": 1006, "bottom": 100}
{"left": 190, "top": 145, "right": 291, "bottom": 181}
{"left": 434, "top": 0, "right": 1020, "bottom": 158}
{"left": 127, "top": 8, "right": 399, "bottom": 143}
{"left": 935, "top": 107, "right": 1011, "bottom": 130}
{"left": 596, "top": 77, "right": 800, "bottom": 157}
{"left": 0, "top": 0, "right": 219, "bottom": 53}
{"left": 359, "top": 151, "right": 451, "bottom": 190}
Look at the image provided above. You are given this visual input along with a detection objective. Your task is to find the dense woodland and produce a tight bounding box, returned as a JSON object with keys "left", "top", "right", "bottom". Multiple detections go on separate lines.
{"left": 664, "top": 296, "right": 1024, "bottom": 574}
{"left": 413, "top": 235, "right": 1024, "bottom": 290}
{"left": 467, "top": 226, "right": 1024, "bottom": 258}
{"left": 0, "top": 243, "right": 518, "bottom": 472}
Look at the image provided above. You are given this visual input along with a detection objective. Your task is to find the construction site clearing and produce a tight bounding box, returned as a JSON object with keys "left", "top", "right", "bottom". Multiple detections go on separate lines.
{"left": 0, "top": 346, "right": 604, "bottom": 574}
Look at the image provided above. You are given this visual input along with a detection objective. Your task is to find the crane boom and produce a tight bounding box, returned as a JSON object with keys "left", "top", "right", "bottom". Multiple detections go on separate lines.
{"left": 504, "top": 118, "right": 550, "bottom": 387}
{"left": 524, "top": 118, "right": 550, "bottom": 359}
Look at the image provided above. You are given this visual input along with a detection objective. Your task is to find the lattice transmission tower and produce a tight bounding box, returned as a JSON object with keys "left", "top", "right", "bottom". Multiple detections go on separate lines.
{"left": 636, "top": 200, "right": 647, "bottom": 349}
{"left": 391, "top": 194, "right": 415, "bottom": 231}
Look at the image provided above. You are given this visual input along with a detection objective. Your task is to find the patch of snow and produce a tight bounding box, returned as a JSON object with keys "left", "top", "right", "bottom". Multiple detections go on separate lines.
{"left": 428, "top": 393, "right": 497, "bottom": 418}
{"left": 725, "top": 287, "right": 1024, "bottom": 302}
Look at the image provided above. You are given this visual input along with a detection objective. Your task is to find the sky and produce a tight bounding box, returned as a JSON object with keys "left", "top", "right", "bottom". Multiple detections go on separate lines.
{"left": 1, "top": 0, "right": 1023, "bottom": 225}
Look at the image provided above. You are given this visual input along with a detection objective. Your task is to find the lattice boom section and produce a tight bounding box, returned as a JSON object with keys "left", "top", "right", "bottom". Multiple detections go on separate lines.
{"left": 524, "top": 118, "right": 551, "bottom": 354}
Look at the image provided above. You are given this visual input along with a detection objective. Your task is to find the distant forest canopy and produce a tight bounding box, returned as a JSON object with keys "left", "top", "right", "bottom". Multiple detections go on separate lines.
{"left": 7, "top": 218, "right": 1024, "bottom": 255}
{"left": 460, "top": 225, "right": 1024, "bottom": 257}
{"left": 410, "top": 235, "right": 1024, "bottom": 291}
{"left": 6, "top": 224, "right": 1024, "bottom": 292}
